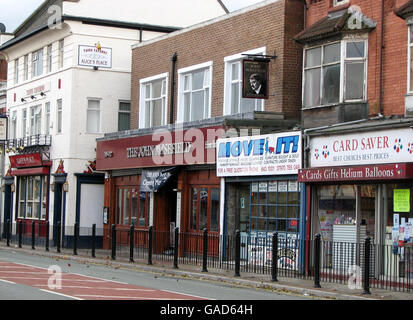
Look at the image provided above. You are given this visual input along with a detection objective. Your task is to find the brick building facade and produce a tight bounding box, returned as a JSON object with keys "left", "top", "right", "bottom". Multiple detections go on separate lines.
{"left": 96, "top": 0, "right": 305, "bottom": 251}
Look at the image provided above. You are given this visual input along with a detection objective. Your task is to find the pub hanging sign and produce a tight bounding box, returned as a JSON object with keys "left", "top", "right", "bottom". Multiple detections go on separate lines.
{"left": 242, "top": 59, "right": 269, "bottom": 100}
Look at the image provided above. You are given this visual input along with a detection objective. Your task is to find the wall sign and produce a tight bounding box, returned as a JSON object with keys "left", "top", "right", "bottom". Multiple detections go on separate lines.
{"left": 310, "top": 128, "right": 413, "bottom": 167}
{"left": 242, "top": 59, "right": 269, "bottom": 99}
{"left": 216, "top": 131, "right": 302, "bottom": 177}
{"left": 9, "top": 153, "right": 43, "bottom": 168}
{"left": 78, "top": 45, "right": 112, "bottom": 68}
{"left": 394, "top": 189, "right": 410, "bottom": 213}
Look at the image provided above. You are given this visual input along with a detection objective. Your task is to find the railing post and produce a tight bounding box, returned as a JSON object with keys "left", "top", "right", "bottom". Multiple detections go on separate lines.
{"left": 111, "top": 224, "right": 116, "bottom": 260}
{"left": 56, "top": 221, "right": 61, "bottom": 253}
{"left": 272, "top": 232, "right": 278, "bottom": 282}
{"left": 148, "top": 226, "right": 153, "bottom": 265}
{"left": 202, "top": 228, "right": 208, "bottom": 273}
{"left": 18, "top": 220, "right": 23, "bottom": 248}
{"left": 73, "top": 222, "right": 78, "bottom": 255}
{"left": 173, "top": 227, "right": 179, "bottom": 269}
{"left": 363, "top": 236, "right": 371, "bottom": 295}
{"left": 45, "top": 221, "right": 49, "bottom": 251}
{"left": 31, "top": 221, "right": 35, "bottom": 250}
{"left": 91, "top": 224, "right": 96, "bottom": 258}
{"left": 6, "top": 219, "right": 10, "bottom": 247}
{"left": 313, "top": 234, "right": 321, "bottom": 288}
{"left": 234, "top": 229, "right": 241, "bottom": 277}
{"left": 129, "top": 224, "right": 134, "bottom": 263}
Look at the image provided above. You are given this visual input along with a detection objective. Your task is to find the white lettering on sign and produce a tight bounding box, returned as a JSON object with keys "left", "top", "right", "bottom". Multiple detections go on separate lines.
{"left": 127, "top": 142, "right": 193, "bottom": 159}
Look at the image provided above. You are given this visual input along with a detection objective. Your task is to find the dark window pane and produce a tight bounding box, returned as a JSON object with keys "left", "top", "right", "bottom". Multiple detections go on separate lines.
{"left": 200, "top": 188, "right": 208, "bottom": 230}
{"left": 345, "top": 62, "right": 365, "bottom": 100}
{"left": 210, "top": 188, "right": 219, "bottom": 232}
{"left": 346, "top": 42, "right": 365, "bottom": 58}
{"left": 322, "top": 64, "right": 340, "bottom": 104}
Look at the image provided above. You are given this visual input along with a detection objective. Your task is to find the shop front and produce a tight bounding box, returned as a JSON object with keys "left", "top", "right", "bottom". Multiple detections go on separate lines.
{"left": 96, "top": 124, "right": 225, "bottom": 252}
{"left": 216, "top": 131, "right": 305, "bottom": 270}
{"left": 300, "top": 126, "right": 413, "bottom": 279}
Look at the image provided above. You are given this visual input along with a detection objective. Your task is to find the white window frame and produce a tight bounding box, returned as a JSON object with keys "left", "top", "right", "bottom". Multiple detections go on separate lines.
{"left": 223, "top": 47, "right": 266, "bottom": 115}
{"left": 47, "top": 44, "right": 53, "bottom": 73}
{"left": 45, "top": 102, "right": 50, "bottom": 135}
{"left": 333, "top": 0, "right": 349, "bottom": 6}
{"left": 14, "top": 59, "right": 19, "bottom": 85}
{"left": 86, "top": 98, "right": 101, "bottom": 134}
{"left": 10, "top": 110, "right": 17, "bottom": 139}
{"left": 118, "top": 100, "right": 131, "bottom": 131}
{"left": 56, "top": 99, "right": 62, "bottom": 134}
{"left": 59, "top": 40, "right": 64, "bottom": 69}
{"left": 23, "top": 54, "right": 29, "bottom": 81}
{"left": 32, "top": 48, "right": 43, "bottom": 78}
{"left": 177, "top": 61, "right": 212, "bottom": 123}
{"left": 30, "top": 105, "right": 42, "bottom": 136}
{"left": 139, "top": 73, "right": 169, "bottom": 129}
{"left": 302, "top": 38, "right": 368, "bottom": 109}
{"left": 22, "top": 108, "right": 27, "bottom": 138}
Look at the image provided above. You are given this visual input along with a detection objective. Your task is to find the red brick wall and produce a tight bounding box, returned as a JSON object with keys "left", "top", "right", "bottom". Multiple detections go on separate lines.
{"left": 304, "top": 0, "right": 409, "bottom": 117}
{"left": 130, "top": 0, "right": 304, "bottom": 129}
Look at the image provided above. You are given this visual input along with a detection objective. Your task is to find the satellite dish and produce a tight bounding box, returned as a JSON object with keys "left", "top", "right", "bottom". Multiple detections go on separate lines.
{"left": 0, "top": 23, "right": 6, "bottom": 33}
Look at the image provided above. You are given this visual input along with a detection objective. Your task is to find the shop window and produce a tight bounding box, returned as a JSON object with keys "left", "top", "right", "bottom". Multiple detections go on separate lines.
{"left": 18, "top": 176, "right": 48, "bottom": 220}
{"left": 177, "top": 62, "right": 212, "bottom": 123}
{"left": 189, "top": 186, "right": 220, "bottom": 232}
{"left": 139, "top": 73, "right": 168, "bottom": 128}
{"left": 249, "top": 180, "right": 300, "bottom": 235}
{"left": 115, "top": 187, "right": 149, "bottom": 227}
{"left": 303, "top": 40, "right": 367, "bottom": 108}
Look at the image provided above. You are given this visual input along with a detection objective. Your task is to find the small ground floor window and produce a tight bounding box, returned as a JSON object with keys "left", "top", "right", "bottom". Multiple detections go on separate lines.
{"left": 189, "top": 186, "right": 220, "bottom": 232}
{"left": 115, "top": 187, "right": 149, "bottom": 227}
{"left": 17, "top": 175, "right": 48, "bottom": 220}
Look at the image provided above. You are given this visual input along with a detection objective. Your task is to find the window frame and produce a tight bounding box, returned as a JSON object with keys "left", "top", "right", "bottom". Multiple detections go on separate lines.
{"left": 139, "top": 73, "right": 168, "bottom": 129}
{"left": 56, "top": 99, "right": 62, "bottom": 134}
{"left": 47, "top": 44, "right": 53, "bottom": 73}
{"left": 302, "top": 38, "right": 368, "bottom": 109}
{"left": 17, "top": 175, "right": 48, "bottom": 220}
{"left": 86, "top": 98, "right": 101, "bottom": 134}
{"left": 23, "top": 54, "right": 29, "bottom": 81}
{"left": 177, "top": 61, "right": 212, "bottom": 123}
{"left": 14, "top": 59, "right": 19, "bottom": 85}
{"left": 118, "top": 100, "right": 131, "bottom": 131}
{"left": 408, "top": 25, "right": 413, "bottom": 94}
{"left": 188, "top": 185, "right": 220, "bottom": 233}
{"left": 223, "top": 47, "right": 266, "bottom": 115}
{"left": 59, "top": 39, "right": 64, "bottom": 69}
{"left": 333, "top": 0, "right": 349, "bottom": 6}
{"left": 115, "top": 186, "right": 149, "bottom": 227}
{"left": 31, "top": 48, "right": 44, "bottom": 78}
{"left": 30, "top": 105, "right": 42, "bottom": 136}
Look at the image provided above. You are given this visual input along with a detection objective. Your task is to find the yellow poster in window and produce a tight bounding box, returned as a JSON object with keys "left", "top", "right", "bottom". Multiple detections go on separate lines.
{"left": 394, "top": 189, "right": 410, "bottom": 213}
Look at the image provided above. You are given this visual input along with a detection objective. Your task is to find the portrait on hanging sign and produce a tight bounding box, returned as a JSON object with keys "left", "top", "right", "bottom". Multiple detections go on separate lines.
{"left": 242, "top": 59, "right": 269, "bottom": 99}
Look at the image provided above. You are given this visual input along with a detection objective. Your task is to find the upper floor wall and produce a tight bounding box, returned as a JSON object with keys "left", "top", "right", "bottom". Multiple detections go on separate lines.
{"left": 296, "top": 0, "right": 410, "bottom": 128}
{"left": 130, "top": 0, "right": 304, "bottom": 130}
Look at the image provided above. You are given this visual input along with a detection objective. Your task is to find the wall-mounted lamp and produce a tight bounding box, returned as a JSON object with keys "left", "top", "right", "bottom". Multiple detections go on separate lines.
{"left": 50, "top": 182, "right": 55, "bottom": 192}
{"left": 21, "top": 98, "right": 26, "bottom": 102}
{"left": 63, "top": 181, "right": 69, "bottom": 192}
{"left": 19, "top": 145, "right": 24, "bottom": 151}
{"left": 11, "top": 147, "right": 16, "bottom": 153}
{"left": 172, "top": 188, "right": 182, "bottom": 192}
{"left": 11, "top": 183, "right": 15, "bottom": 193}
{"left": 93, "top": 66, "right": 99, "bottom": 71}
{"left": 5, "top": 148, "right": 9, "bottom": 153}
{"left": 40, "top": 92, "right": 46, "bottom": 97}
{"left": 31, "top": 95, "right": 36, "bottom": 100}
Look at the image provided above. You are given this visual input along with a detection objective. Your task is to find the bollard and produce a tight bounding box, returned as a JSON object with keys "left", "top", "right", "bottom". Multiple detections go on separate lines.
{"left": 91, "top": 224, "right": 96, "bottom": 258}
{"left": 234, "top": 230, "right": 241, "bottom": 277}
{"left": 173, "top": 227, "right": 179, "bottom": 269}
{"left": 18, "top": 220, "right": 23, "bottom": 248}
{"left": 129, "top": 224, "right": 134, "bottom": 263}
{"left": 31, "top": 221, "right": 36, "bottom": 250}
{"left": 272, "top": 232, "right": 278, "bottom": 282}
{"left": 363, "top": 237, "right": 371, "bottom": 295}
{"left": 45, "top": 221, "right": 49, "bottom": 252}
{"left": 56, "top": 221, "right": 61, "bottom": 253}
{"left": 148, "top": 226, "right": 153, "bottom": 265}
{"left": 202, "top": 228, "right": 208, "bottom": 273}
{"left": 6, "top": 219, "right": 10, "bottom": 247}
{"left": 313, "top": 234, "right": 321, "bottom": 288}
{"left": 111, "top": 224, "right": 116, "bottom": 260}
{"left": 73, "top": 222, "right": 79, "bottom": 255}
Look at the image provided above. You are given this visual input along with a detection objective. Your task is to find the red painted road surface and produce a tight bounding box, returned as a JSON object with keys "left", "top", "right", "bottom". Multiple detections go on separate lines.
{"left": 0, "top": 261, "right": 208, "bottom": 300}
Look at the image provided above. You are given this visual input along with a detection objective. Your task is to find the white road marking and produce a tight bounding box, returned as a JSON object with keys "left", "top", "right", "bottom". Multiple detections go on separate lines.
{"left": 33, "top": 284, "right": 157, "bottom": 291}
{"left": 73, "top": 294, "right": 187, "bottom": 300}
{"left": 0, "top": 279, "right": 16, "bottom": 284}
{"left": 39, "top": 289, "right": 83, "bottom": 300}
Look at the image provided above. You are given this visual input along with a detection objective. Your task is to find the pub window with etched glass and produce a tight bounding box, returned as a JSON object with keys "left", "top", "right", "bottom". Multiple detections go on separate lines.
{"left": 115, "top": 187, "right": 149, "bottom": 227}
{"left": 18, "top": 176, "right": 48, "bottom": 220}
{"left": 189, "top": 186, "right": 220, "bottom": 232}
{"left": 303, "top": 40, "right": 367, "bottom": 108}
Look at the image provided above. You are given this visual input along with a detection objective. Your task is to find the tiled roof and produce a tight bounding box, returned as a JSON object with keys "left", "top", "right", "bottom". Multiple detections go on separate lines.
{"left": 294, "top": 8, "right": 376, "bottom": 44}
{"left": 395, "top": 0, "right": 413, "bottom": 19}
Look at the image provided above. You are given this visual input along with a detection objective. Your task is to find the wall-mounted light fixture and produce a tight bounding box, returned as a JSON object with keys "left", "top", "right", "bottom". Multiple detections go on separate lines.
{"left": 21, "top": 98, "right": 26, "bottom": 102}
{"left": 40, "top": 92, "right": 46, "bottom": 97}
{"left": 19, "top": 146, "right": 24, "bottom": 151}
{"left": 63, "top": 181, "right": 69, "bottom": 192}
{"left": 93, "top": 66, "right": 99, "bottom": 71}
{"left": 50, "top": 182, "right": 55, "bottom": 192}
{"left": 31, "top": 95, "right": 36, "bottom": 100}
{"left": 11, "top": 183, "right": 15, "bottom": 193}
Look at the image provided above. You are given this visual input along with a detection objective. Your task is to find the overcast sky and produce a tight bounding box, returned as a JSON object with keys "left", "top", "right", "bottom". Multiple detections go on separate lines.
{"left": 0, "top": 0, "right": 264, "bottom": 33}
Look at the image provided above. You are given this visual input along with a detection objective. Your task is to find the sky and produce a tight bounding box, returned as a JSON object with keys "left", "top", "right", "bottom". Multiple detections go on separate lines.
{"left": 0, "top": 0, "right": 264, "bottom": 33}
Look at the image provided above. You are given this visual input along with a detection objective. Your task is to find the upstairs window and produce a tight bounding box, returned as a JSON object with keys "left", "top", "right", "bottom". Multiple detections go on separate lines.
{"left": 118, "top": 101, "right": 131, "bottom": 131}
{"left": 14, "top": 59, "right": 19, "bottom": 84}
{"left": 139, "top": 73, "right": 168, "bottom": 128}
{"left": 30, "top": 105, "right": 42, "bottom": 135}
{"left": 177, "top": 62, "right": 212, "bottom": 123}
{"left": 408, "top": 25, "right": 413, "bottom": 93}
{"left": 224, "top": 48, "right": 265, "bottom": 115}
{"left": 23, "top": 55, "right": 29, "bottom": 81}
{"left": 303, "top": 40, "right": 367, "bottom": 108}
{"left": 333, "top": 0, "right": 349, "bottom": 6}
{"left": 47, "top": 44, "right": 53, "bottom": 73}
{"left": 87, "top": 99, "right": 101, "bottom": 133}
{"left": 59, "top": 40, "right": 64, "bottom": 68}
{"left": 32, "top": 48, "right": 43, "bottom": 77}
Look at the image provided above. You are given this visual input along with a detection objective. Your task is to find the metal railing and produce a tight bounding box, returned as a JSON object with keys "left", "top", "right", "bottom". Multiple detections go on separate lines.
{"left": 1, "top": 220, "right": 412, "bottom": 294}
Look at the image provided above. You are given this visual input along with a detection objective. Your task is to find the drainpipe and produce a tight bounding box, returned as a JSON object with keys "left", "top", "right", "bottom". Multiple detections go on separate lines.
{"left": 378, "top": 0, "right": 385, "bottom": 116}
{"left": 169, "top": 52, "right": 177, "bottom": 125}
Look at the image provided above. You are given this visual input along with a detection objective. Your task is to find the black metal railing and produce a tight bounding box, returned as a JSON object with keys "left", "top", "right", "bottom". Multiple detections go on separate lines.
{"left": 6, "top": 134, "right": 52, "bottom": 151}
{"left": 1, "top": 220, "right": 412, "bottom": 294}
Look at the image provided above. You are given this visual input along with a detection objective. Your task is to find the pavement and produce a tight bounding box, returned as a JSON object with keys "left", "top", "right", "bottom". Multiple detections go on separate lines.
{"left": 0, "top": 243, "right": 412, "bottom": 300}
